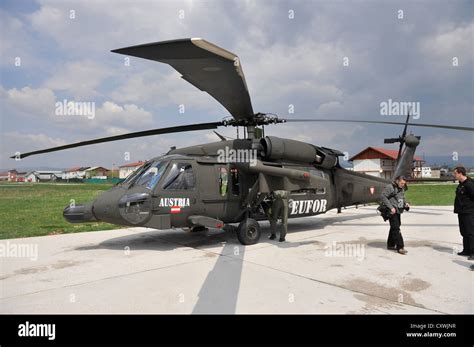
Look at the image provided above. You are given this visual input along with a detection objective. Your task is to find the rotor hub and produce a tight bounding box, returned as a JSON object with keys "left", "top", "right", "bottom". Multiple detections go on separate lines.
{"left": 221, "top": 113, "right": 285, "bottom": 127}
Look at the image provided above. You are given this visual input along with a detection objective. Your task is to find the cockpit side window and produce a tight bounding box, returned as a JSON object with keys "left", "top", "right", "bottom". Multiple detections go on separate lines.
{"left": 163, "top": 162, "right": 195, "bottom": 190}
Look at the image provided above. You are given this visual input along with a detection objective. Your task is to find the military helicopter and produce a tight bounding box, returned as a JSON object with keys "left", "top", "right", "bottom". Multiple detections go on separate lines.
{"left": 12, "top": 38, "right": 473, "bottom": 245}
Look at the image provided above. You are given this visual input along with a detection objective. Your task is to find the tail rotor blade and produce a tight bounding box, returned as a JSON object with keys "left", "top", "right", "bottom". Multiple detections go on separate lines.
{"left": 396, "top": 113, "right": 411, "bottom": 162}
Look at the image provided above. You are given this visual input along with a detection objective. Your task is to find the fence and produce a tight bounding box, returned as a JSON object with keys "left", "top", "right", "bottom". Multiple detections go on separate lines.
{"left": 83, "top": 178, "right": 124, "bottom": 184}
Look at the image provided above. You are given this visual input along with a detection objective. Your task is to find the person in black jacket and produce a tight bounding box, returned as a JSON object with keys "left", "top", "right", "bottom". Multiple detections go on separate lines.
{"left": 453, "top": 166, "right": 474, "bottom": 260}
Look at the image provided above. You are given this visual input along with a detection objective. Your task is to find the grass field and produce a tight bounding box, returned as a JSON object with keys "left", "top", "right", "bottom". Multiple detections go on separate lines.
{"left": 0, "top": 182, "right": 120, "bottom": 239}
{"left": 0, "top": 181, "right": 459, "bottom": 239}
{"left": 405, "top": 183, "right": 457, "bottom": 206}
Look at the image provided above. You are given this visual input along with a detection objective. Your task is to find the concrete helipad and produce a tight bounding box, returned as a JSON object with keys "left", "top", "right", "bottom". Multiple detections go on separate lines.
{"left": 0, "top": 206, "right": 472, "bottom": 314}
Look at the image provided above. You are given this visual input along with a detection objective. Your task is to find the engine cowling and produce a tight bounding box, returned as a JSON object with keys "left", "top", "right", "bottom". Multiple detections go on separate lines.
{"left": 259, "top": 136, "right": 339, "bottom": 168}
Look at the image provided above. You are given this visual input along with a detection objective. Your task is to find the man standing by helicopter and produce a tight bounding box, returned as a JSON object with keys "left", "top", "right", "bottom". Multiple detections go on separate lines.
{"left": 266, "top": 190, "right": 289, "bottom": 242}
{"left": 453, "top": 166, "right": 474, "bottom": 259}
{"left": 380, "top": 176, "right": 410, "bottom": 255}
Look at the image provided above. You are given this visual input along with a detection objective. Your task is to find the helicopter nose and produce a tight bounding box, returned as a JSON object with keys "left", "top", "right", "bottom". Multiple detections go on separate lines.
{"left": 63, "top": 187, "right": 153, "bottom": 226}
{"left": 94, "top": 188, "right": 153, "bottom": 225}
{"left": 91, "top": 187, "right": 127, "bottom": 224}
{"left": 63, "top": 202, "right": 97, "bottom": 223}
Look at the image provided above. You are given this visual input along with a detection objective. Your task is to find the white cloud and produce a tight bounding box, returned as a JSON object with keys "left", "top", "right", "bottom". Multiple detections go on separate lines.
{"left": 110, "top": 69, "right": 225, "bottom": 114}
{"left": 1, "top": 86, "right": 153, "bottom": 132}
{"left": 95, "top": 101, "right": 153, "bottom": 129}
{"left": 0, "top": 10, "right": 41, "bottom": 68}
{"left": 1, "top": 131, "right": 67, "bottom": 166}
{"left": 2, "top": 86, "right": 56, "bottom": 118}
{"left": 28, "top": 0, "right": 236, "bottom": 53}
{"left": 44, "top": 60, "right": 112, "bottom": 99}
{"left": 419, "top": 23, "right": 473, "bottom": 62}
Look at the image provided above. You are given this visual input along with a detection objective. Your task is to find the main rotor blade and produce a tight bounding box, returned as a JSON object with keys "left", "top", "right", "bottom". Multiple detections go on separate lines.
{"left": 112, "top": 38, "right": 254, "bottom": 121}
{"left": 11, "top": 122, "right": 223, "bottom": 159}
{"left": 283, "top": 118, "right": 474, "bottom": 132}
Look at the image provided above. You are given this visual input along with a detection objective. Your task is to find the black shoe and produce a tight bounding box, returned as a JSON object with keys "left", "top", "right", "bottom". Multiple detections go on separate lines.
{"left": 468, "top": 256, "right": 474, "bottom": 261}
{"left": 279, "top": 237, "right": 286, "bottom": 242}
{"left": 457, "top": 251, "right": 470, "bottom": 256}
{"left": 269, "top": 234, "right": 276, "bottom": 240}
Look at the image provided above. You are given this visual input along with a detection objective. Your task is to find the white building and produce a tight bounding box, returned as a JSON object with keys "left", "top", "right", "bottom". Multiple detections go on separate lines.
{"left": 84, "top": 167, "right": 109, "bottom": 179}
{"left": 25, "top": 171, "right": 62, "bottom": 182}
{"left": 62, "top": 167, "right": 90, "bottom": 180}
{"left": 349, "top": 147, "right": 423, "bottom": 180}
{"left": 119, "top": 161, "right": 144, "bottom": 179}
{"left": 413, "top": 166, "right": 442, "bottom": 178}
{"left": 421, "top": 167, "right": 431, "bottom": 178}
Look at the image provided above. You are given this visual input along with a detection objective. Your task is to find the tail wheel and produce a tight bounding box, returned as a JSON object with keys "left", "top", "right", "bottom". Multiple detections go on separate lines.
{"left": 236, "top": 218, "right": 261, "bottom": 245}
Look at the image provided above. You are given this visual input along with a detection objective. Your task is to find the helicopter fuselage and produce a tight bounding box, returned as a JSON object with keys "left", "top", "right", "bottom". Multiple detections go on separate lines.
{"left": 63, "top": 138, "right": 391, "bottom": 234}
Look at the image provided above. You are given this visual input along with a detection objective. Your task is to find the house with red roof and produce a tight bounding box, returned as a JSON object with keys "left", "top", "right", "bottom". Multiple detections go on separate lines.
{"left": 0, "top": 169, "right": 27, "bottom": 182}
{"left": 349, "top": 147, "right": 423, "bottom": 179}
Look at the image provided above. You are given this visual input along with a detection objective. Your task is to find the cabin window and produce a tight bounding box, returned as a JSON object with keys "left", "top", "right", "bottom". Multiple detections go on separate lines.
{"left": 230, "top": 167, "right": 240, "bottom": 195}
{"left": 163, "top": 162, "right": 195, "bottom": 190}
{"left": 219, "top": 167, "right": 228, "bottom": 197}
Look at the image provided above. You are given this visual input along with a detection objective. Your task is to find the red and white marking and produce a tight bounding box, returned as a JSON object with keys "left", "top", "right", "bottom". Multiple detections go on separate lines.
{"left": 170, "top": 206, "right": 181, "bottom": 214}
{"left": 369, "top": 187, "right": 375, "bottom": 195}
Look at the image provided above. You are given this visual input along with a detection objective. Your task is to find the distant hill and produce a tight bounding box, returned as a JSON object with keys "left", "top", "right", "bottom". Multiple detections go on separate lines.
{"left": 421, "top": 156, "right": 474, "bottom": 168}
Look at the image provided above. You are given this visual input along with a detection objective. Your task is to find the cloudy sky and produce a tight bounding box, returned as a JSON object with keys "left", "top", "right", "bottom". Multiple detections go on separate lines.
{"left": 1, "top": 0, "right": 472, "bottom": 170}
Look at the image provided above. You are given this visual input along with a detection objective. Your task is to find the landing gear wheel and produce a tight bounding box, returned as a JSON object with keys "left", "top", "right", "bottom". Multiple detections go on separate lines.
{"left": 236, "top": 218, "right": 261, "bottom": 245}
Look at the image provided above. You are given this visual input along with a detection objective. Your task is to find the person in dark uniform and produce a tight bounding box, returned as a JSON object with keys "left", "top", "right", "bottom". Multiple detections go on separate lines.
{"left": 453, "top": 166, "right": 474, "bottom": 260}
{"left": 266, "top": 190, "right": 289, "bottom": 242}
{"left": 380, "top": 176, "right": 410, "bottom": 255}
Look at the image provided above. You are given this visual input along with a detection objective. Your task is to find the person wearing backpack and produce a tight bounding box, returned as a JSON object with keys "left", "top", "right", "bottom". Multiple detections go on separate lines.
{"left": 380, "top": 176, "right": 410, "bottom": 255}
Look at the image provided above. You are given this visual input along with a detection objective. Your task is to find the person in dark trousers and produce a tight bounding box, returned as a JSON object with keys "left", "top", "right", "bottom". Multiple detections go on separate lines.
{"left": 453, "top": 166, "right": 474, "bottom": 260}
{"left": 266, "top": 190, "right": 289, "bottom": 242}
{"left": 380, "top": 176, "right": 410, "bottom": 255}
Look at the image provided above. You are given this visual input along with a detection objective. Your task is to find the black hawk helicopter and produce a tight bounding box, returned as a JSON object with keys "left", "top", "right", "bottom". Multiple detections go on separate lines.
{"left": 12, "top": 38, "right": 474, "bottom": 245}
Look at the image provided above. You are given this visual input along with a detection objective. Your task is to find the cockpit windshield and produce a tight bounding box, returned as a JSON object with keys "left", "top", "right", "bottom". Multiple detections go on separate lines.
{"left": 122, "top": 163, "right": 147, "bottom": 184}
{"left": 123, "top": 160, "right": 169, "bottom": 189}
{"left": 135, "top": 160, "right": 169, "bottom": 189}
